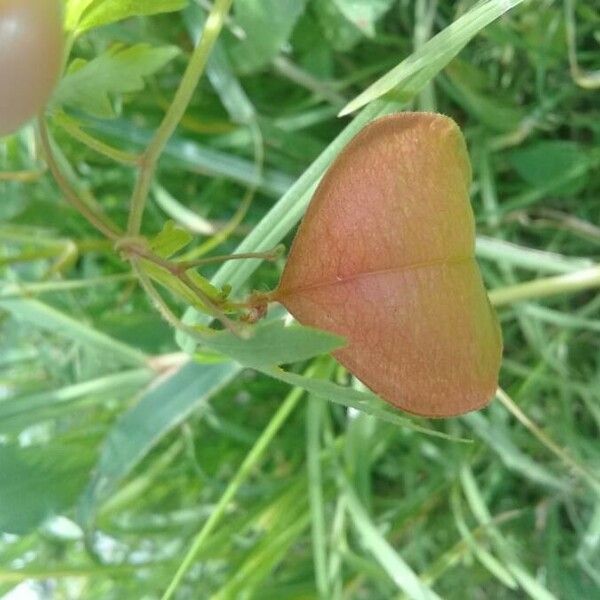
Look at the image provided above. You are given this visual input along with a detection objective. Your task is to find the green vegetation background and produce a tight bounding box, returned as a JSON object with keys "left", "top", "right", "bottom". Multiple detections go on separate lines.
{"left": 1, "top": 0, "right": 599, "bottom": 598}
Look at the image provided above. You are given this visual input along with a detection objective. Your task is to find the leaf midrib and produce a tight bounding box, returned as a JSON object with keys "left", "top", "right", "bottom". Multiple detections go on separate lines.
{"left": 277, "top": 253, "right": 474, "bottom": 298}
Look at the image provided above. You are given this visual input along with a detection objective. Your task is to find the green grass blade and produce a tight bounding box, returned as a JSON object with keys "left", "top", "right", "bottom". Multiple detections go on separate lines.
{"left": 306, "top": 372, "right": 332, "bottom": 599}
{"left": 339, "top": 0, "right": 526, "bottom": 116}
{"left": 78, "top": 360, "right": 239, "bottom": 527}
{"left": 450, "top": 485, "right": 518, "bottom": 588}
{"left": 161, "top": 373, "right": 308, "bottom": 600}
{"left": 462, "top": 412, "right": 567, "bottom": 490}
{"left": 459, "top": 464, "right": 558, "bottom": 600}
{"left": 0, "top": 297, "right": 148, "bottom": 367}
{"left": 0, "top": 369, "right": 151, "bottom": 431}
{"left": 344, "top": 482, "right": 442, "bottom": 599}
{"left": 81, "top": 117, "right": 292, "bottom": 197}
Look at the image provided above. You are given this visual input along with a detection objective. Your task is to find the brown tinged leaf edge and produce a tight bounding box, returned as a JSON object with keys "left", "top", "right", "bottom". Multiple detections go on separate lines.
{"left": 272, "top": 112, "right": 503, "bottom": 418}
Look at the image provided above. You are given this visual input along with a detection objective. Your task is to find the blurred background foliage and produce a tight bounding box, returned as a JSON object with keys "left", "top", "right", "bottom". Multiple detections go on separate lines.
{"left": 1, "top": 0, "right": 599, "bottom": 598}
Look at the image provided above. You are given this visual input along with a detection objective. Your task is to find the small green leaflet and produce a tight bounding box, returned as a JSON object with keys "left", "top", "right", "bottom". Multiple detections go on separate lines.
{"left": 52, "top": 44, "right": 180, "bottom": 118}
{"left": 144, "top": 220, "right": 229, "bottom": 312}
{"left": 65, "top": 0, "right": 96, "bottom": 31}
{"left": 141, "top": 260, "right": 227, "bottom": 314}
{"left": 150, "top": 220, "right": 193, "bottom": 259}
{"left": 66, "top": 0, "right": 188, "bottom": 35}
{"left": 193, "top": 319, "right": 467, "bottom": 442}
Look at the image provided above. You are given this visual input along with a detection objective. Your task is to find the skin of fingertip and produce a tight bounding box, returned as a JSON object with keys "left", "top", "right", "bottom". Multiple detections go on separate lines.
{"left": 0, "top": 0, "right": 64, "bottom": 136}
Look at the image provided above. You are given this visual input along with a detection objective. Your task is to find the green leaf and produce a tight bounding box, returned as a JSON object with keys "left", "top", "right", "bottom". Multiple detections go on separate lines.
{"left": 68, "top": 0, "right": 188, "bottom": 34}
{"left": 228, "top": 0, "right": 308, "bottom": 73}
{"left": 198, "top": 320, "right": 345, "bottom": 368}
{"left": 458, "top": 466, "right": 557, "bottom": 600}
{"left": 339, "top": 0, "right": 526, "bottom": 116}
{"left": 149, "top": 220, "right": 193, "bottom": 259}
{"left": 53, "top": 44, "right": 180, "bottom": 118}
{"left": 507, "top": 141, "right": 590, "bottom": 196}
{"left": 305, "top": 361, "right": 336, "bottom": 599}
{"left": 0, "top": 444, "right": 91, "bottom": 535}
{"left": 78, "top": 360, "right": 240, "bottom": 526}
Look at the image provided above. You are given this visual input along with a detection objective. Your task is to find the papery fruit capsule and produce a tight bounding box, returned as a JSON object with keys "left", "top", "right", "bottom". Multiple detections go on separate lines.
{"left": 0, "top": 0, "right": 64, "bottom": 136}
{"left": 272, "top": 113, "right": 502, "bottom": 417}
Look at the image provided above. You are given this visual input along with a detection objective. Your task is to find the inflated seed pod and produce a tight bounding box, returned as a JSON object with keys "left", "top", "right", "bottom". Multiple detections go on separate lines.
{"left": 273, "top": 113, "right": 502, "bottom": 417}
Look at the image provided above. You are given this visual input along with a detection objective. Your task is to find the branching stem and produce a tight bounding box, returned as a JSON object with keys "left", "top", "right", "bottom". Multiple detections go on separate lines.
{"left": 37, "top": 117, "right": 122, "bottom": 241}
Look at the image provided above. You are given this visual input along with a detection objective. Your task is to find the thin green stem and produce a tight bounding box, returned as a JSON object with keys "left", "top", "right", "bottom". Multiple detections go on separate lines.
{"left": 132, "top": 260, "right": 189, "bottom": 331}
{"left": 137, "top": 254, "right": 240, "bottom": 334}
{"left": 127, "top": 0, "right": 235, "bottom": 235}
{"left": 160, "top": 368, "right": 313, "bottom": 600}
{"left": 272, "top": 56, "right": 347, "bottom": 106}
{"left": 176, "top": 246, "right": 283, "bottom": 271}
{"left": 133, "top": 261, "right": 228, "bottom": 346}
{"left": 55, "top": 112, "right": 140, "bottom": 165}
{"left": 37, "top": 117, "right": 122, "bottom": 241}
{"left": 564, "top": 0, "right": 600, "bottom": 89}
{"left": 189, "top": 121, "right": 264, "bottom": 257}
{"left": 489, "top": 265, "right": 600, "bottom": 307}
{"left": 133, "top": 258, "right": 225, "bottom": 332}
{"left": 177, "top": 270, "right": 241, "bottom": 335}
{"left": 0, "top": 274, "right": 134, "bottom": 299}
{"left": 0, "top": 564, "right": 147, "bottom": 583}
{"left": 0, "top": 169, "right": 44, "bottom": 182}
{"left": 130, "top": 249, "right": 243, "bottom": 337}
{"left": 0, "top": 248, "right": 66, "bottom": 267}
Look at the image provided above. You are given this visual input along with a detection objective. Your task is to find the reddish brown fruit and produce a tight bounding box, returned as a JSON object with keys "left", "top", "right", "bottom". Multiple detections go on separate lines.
{"left": 273, "top": 113, "right": 502, "bottom": 417}
{"left": 0, "top": 0, "right": 64, "bottom": 136}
